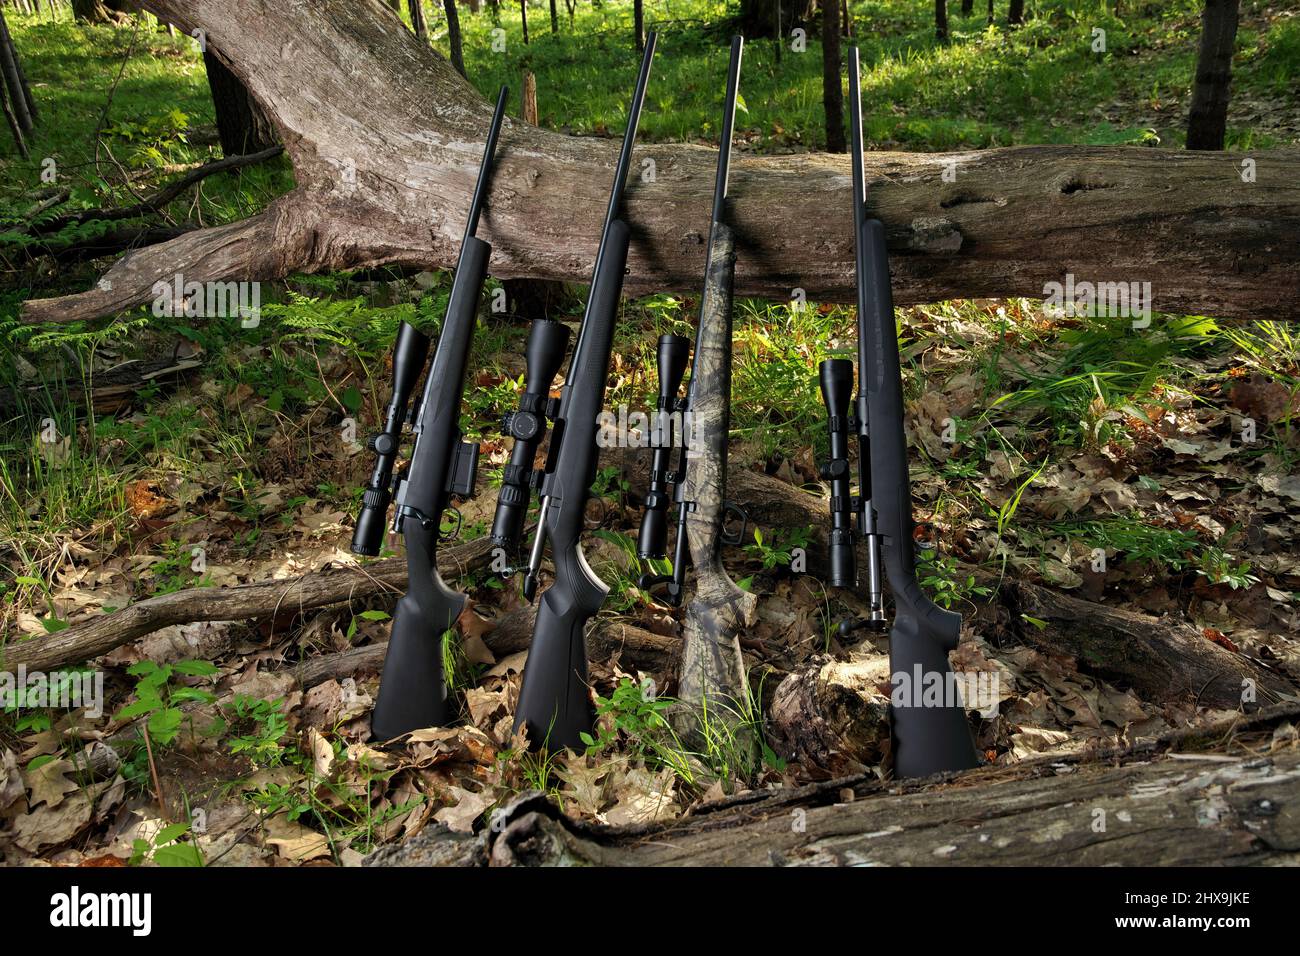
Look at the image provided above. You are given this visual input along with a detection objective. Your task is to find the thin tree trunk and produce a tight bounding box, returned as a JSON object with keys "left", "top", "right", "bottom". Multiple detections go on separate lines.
{"left": 1186, "top": 0, "right": 1239, "bottom": 151}
{"left": 841, "top": 0, "right": 851, "bottom": 36}
{"left": 1008, "top": 0, "right": 1024, "bottom": 24}
{"left": 202, "top": 47, "right": 278, "bottom": 156}
{"left": 987, "top": 0, "right": 994, "bottom": 25}
{"left": 408, "top": 0, "right": 428, "bottom": 39}
{"left": 444, "top": 0, "right": 465, "bottom": 78}
{"left": 548, "top": 0, "right": 557, "bottom": 33}
{"left": 519, "top": 0, "right": 528, "bottom": 43}
{"left": 633, "top": 0, "right": 643, "bottom": 52}
{"left": 0, "top": 10, "right": 36, "bottom": 124}
{"left": 0, "top": 11, "right": 31, "bottom": 133}
{"left": 935, "top": 0, "right": 948, "bottom": 40}
{"left": 521, "top": 70, "right": 537, "bottom": 124}
{"left": 961, "top": 0, "right": 973, "bottom": 14}
{"left": 1, "top": 78, "right": 28, "bottom": 159}
{"left": 822, "top": 0, "right": 845, "bottom": 152}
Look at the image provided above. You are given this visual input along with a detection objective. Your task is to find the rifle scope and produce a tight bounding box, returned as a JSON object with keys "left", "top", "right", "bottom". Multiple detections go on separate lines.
{"left": 351, "top": 321, "right": 431, "bottom": 556}
{"left": 636, "top": 333, "right": 690, "bottom": 560}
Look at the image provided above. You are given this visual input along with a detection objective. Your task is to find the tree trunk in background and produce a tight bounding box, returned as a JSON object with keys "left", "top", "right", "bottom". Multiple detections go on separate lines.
{"left": 72, "top": 0, "right": 115, "bottom": 23}
{"left": 549, "top": 0, "right": 557, "bottom": 33}
{"left": 1008, "top": 0, "right": 1024, "bottom": 24}
{"left": 634, "top": 0, "right": 644, "bottom": 52}
{"left": 841, "top": 0, "right": 851, "bottom": 37}
{"left": 408, "top": 0, "right": 428, "bottom": 39}
{"left": 444, "top": 0, "right": 465, "bottom": 78}
{"left": 822, "top": 0, "right": 845, "bottom": 152}
{"left": 961, "top": 0, "right": 973, "bottom": 15}
{"left": 1, "top": 78, "right": 29, "bottom": 158}
{"left": 935, "top": 0, "right": 948, "bottom": 40}
{"left": 0, "top": 10, "right": 35, "bottom": 133}
{"left": 202, "top": 47, "right": 278, "bottom": 157}
{"left": 23, "top": 0, "right": 1300, "bottom": 325}
{"left": 739, "top": 0, "right": 799, "bottom": 39}
{"left": 1186, "top": 0, "right": 1239, "bottom": 150}
{"left": 519, "top": 0, "right": 528, "bottom": 43}
{"left": 987, "top": 0, "right": 994, "bottom": 24}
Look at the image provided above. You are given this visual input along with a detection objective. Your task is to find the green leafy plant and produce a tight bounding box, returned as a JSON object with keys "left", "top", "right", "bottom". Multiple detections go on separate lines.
{"left": 743, "top": 525, "right": 811, "bottom": 571}
{"left": 130, "top": 821, "right": 204, "bottom": 868}
{"left": 917, "top": 549, "right": 992, "bottom": 609}
{"left": 116, "top": 660, "right": 219, "bottom": 746}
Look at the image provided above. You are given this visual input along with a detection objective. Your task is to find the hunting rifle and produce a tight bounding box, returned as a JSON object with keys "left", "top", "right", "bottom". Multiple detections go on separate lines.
{"left": 817, "top": 48, "right": 981, "bottom": 778}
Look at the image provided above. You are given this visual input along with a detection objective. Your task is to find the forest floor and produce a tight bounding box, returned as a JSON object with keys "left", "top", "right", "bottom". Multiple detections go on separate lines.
{"left": 0, "top": 2, "right": 1298, "bottom": 866}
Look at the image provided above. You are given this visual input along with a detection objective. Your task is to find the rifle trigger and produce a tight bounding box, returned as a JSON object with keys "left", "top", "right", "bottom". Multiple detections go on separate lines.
{"left": 719, "top": 501, "right": 749, "bottom": 547}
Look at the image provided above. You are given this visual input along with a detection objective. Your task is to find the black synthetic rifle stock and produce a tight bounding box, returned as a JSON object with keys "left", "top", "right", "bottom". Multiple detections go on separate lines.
{"left": 356, "top": 87, "right": 509, "bottom": 741}
{"left": 818, "top": 49, "right": 980, "bottom": 779}
{"left": 509, "top": 34, "right": 659, "bottom": 749}
{"left": 637, "top": 36, "right": 755, "bottom": 739}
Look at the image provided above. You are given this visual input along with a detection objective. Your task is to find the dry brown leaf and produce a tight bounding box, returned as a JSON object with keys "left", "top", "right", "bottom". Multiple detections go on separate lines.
{"left": 433, "top": 786, "right": 494, "bottom": 834}
{"left": 11, "top": 792, "right": 94, "bottom": 851}
{"left": 263, "top": 814, "right": 332, "bottom": 862}
{"left": 23, "top": 758, "right": 79, "bottom": 811}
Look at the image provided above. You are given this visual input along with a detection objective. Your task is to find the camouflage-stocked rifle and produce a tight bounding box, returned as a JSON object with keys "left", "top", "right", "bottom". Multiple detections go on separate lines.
{"left": 503, "top": 33, "right": 659, "bottom": 750}
{"left": 637, "top": 35, "right": 756, "bottom": 746}
{"left": 353, "top": 88, "right": 509, "bottom": 740}
{"left": 817, "top": 49, "right": 981, "bottom": 779}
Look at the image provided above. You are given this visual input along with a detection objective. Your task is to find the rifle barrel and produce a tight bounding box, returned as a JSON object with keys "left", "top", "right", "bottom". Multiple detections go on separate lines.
{"left": 462, "top": 85, "right": 510, "bottom": 247}
{"left": 710, "top": 35, "right": 744, "bottom": 225}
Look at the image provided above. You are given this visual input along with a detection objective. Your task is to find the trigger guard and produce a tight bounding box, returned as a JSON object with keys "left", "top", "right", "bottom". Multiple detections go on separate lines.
{"left": 720, "top": 502, "right": 748, "bottom": 546}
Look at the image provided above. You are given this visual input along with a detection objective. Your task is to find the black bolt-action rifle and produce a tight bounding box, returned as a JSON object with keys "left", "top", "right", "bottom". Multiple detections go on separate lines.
{"left": 636, "top": 36, "right": 756, "bottom": 744}
{"left": 817, "top": 49, "right": 981, "bottom": 779}
{"left": 506, "top": 33, "right": 659, "bottom": 750}
{"left": 353, "top": 87, "right": 509, "bottom": 740}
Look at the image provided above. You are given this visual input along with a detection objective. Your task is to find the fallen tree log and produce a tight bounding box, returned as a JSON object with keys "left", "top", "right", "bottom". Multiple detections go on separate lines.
{"left": 1006, "top": 578, "right": 1296, "bottom": 710}
{"left": 20, "top": 0, "right": 1299, "bottom": 325}
{"left": 366, "top": 702, "right": 1300, "bottom": 866}
{"left": 0, "top": 539, "right": 494, "bottom": 673}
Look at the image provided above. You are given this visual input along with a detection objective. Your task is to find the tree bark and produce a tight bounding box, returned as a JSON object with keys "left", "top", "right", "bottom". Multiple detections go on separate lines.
{"left": 367, "top": 703, "right": 1300, "bottom": 865}
{"left": 444, "top": 0, "right": 465, "bottom": 78}
{"left": 935, "top": 0, "right": 949, "bottom": 41}
{"left": 1186, "top": 0, "right": 1239, "bottom": 151}
{"left": 20, "top": 0, "right": 1300, "bottom": 327}
{"left": 1008, "top": 0, "right": 1024, "bottom": 25}
{"left": 633, "top": 0, "right": 644, "bottom": 53}
{"left": 201, "top": 47, "right": 279, "bottom": 157}
{"left": 519, "top": 0, "right": 528, "bottom": 43}
{"left": 961, "top": 0, "right": 973, "bottom": 15}
{"left": 548, "top": 0, "right": 557, "bottom": 33}
{"left": 821, "top": 0, "right": 845, "bottom": 152}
